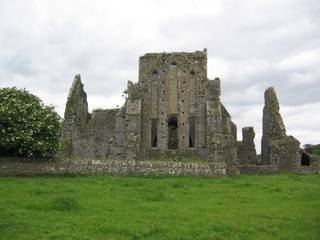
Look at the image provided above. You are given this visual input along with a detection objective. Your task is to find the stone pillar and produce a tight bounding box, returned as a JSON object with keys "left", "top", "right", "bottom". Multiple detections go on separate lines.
{"left": 261, "top": 87, "right": 286, "bottom": 164}
{"left": 237, "top": 127, "right": 257, "bottom": 165}
{"left": 63, "top": 74, "right": 89, "bottom": 156}
{"left": 206, "top": 100, "right": 223, "bottom": 161}
{"left": 125, "top": 98, "right": 141, "bottom": 159}
{"left": 261, "top": 87, "right": 300, "bottom": 170}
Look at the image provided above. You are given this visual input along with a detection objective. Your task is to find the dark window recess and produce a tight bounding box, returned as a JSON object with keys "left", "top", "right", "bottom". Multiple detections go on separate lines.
{"left": 189, "top": 117, "right": 196, "bottom": 148}
{"left": 151, "top": 120, "right": 158, "bottom": 148}
{"left": 301, "top": 153, "right": 310, "bottom": 166}
{"left": 152, "top": 70, "right": 158, "bottom": 75}
{"left": 168, "top": 116, "right": 178, "bottom": 149}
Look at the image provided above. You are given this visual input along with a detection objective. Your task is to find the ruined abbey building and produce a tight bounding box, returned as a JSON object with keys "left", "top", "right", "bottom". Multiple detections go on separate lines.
{"left": 62, "top": 49, "right": 319, "bottom": 173}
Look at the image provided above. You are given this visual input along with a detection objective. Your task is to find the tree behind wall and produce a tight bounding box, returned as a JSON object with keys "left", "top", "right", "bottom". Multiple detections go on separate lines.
{"left": 304, "top": 144, "right": 320, "bottom": 156}
{"left": 0, "top": 87, "right": 61, "bottom": 157}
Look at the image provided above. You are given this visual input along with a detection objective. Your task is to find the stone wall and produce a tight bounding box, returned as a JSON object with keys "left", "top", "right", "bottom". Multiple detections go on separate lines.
{"left": 237, "top": 127, "right": 258, "bottom": 165}
{"left": 62, "top": 75, "right": 119, "bottom": 159}
{"left": 0, "top": 159, "right": 228, "bottom": 177}
{"left": 1, "top": 159, "right": 318, "bottom": 177}
{"left": 269, "top": 136, "right": 300, "bottom": 171}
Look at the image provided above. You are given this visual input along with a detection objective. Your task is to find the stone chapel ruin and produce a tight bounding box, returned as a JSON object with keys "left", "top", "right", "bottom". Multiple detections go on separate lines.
{"left": 62, "top": 49, "right": 319, "bottom": 173}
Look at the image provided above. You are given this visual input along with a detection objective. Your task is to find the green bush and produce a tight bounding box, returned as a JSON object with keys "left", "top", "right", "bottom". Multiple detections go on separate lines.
{"left": 304, "top": 144, "right": 320, "bottom": 156}
{"left": 0, "top": 87, "right": 61, "bottom": 157}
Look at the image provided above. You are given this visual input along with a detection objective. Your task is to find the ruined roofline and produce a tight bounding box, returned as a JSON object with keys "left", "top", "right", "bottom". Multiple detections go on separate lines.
{"left": 140, "top": 48, "right": 207, "bottom": 59}
{"left": 67, "top": 74, "right": 82, "bottom": 99}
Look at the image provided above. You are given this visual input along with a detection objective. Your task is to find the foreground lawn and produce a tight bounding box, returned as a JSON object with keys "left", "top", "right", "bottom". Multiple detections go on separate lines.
{"left": 0, "top": 174, "right": 319, "bottom": 240}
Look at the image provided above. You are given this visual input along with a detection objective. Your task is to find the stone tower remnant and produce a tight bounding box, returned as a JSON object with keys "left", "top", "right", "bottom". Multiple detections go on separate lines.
{"left": 261, "top": 87, "right": 300, "bottom": 170}
{"left": 63, "top": 75, "right": 118, "bottom": 158}
{"left": 237, "top": 127, "right": 258, "bottom": 165}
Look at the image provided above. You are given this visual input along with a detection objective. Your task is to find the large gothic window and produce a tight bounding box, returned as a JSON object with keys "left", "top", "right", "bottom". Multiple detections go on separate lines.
{"left": 168, "top": 116, "right": 178, "bottom": 149}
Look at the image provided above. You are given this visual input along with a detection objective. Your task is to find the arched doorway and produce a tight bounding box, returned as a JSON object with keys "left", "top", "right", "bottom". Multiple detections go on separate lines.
{"left": 301, "top": 152, "right": 310, "bottom": 166}
{"left": 168, "top": 116, "right": 178, "bottom": 149}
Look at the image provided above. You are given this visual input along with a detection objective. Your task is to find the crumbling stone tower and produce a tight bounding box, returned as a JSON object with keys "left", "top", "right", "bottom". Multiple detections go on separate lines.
{"left": 63, "top": 75, "right": 118, "bottom": 158}
{"left": 237, "top": 127, "right": 258, "bottom": 165}
{"left": 261, "top": 87, "right": 300, "bottom": 170}
{"left": 111, "top": 49, "right": 237, "bottom": 163}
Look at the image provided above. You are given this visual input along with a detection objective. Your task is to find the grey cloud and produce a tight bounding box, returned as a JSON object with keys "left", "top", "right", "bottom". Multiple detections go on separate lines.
{"left": 0, "top": 0, "right": 319, "bottom": 149}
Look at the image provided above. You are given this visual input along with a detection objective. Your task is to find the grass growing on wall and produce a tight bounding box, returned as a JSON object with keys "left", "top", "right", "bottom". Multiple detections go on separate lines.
{"left": 0, "top": 174, "right": 319, "bottom": 240}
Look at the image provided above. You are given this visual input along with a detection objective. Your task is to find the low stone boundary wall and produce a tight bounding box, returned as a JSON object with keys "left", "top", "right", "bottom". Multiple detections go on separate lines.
{"left": 239, "top": 164, "right": 320, "bottom": 175}
{"left": 238, "top": 164, "right": 278, "bottom": 175}
{"left": 0, "top": 159, "right": 228, "bottom": 177}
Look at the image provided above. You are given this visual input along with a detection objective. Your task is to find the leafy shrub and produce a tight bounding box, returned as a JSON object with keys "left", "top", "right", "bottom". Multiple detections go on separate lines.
{"left": 0, "top": 87, "right": 61, "bottom": 157}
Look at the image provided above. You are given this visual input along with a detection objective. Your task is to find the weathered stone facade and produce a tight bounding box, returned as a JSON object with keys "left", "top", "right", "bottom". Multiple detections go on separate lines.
{"left": 62, "top": 75, "right": 118, "bottom": 158}
{"left": 261, "top": 87, "right": 287, "bottom": 164}
{"left": 0, "top": 159, "right": 228, "bottom": 177}
{"left": 61, "top": 49, "right": 318, "bottom": 174}
{"left": 64, "top": 50, "right": 238, "bottom": 165}
{"left": 261, "top": 87, "right": 301, "bottom": 171}
{"left": 237, "top": 127, "right": 258, "bottom": 165}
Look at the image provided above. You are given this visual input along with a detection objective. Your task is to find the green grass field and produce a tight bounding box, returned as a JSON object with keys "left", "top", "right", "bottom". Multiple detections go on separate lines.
{"left": 0, "top": 174, "right": 319, "bottom": 240}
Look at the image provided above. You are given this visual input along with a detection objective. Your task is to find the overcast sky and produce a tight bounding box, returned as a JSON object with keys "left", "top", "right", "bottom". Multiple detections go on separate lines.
{"left": 1, "top": 0, "right": 319, "bottom": 152}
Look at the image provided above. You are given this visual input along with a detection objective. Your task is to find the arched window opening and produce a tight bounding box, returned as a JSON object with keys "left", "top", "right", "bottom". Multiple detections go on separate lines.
{"left": 168, "top": 116, "right": 178, "bottom": 149}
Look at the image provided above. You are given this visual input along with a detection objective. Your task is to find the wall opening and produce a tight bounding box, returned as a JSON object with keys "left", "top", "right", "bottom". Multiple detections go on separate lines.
{"left": 168, "top": 116, "right": 178, "bottom": 149}
{"left": 301, "top": 152, "right": 310, "bottom": 166}
{"left": 189, "top": 117, "right": 196, "bottom": 148}
{"left": 151, "top": 120, "right": 158, "bottom": 148}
